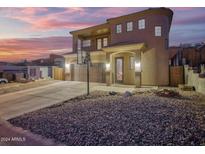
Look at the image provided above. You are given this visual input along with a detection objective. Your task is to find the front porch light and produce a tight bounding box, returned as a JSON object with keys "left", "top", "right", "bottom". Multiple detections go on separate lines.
{"left": 135, "top": 62, "right": 141, "bottom": 72}
{"left": 65, "top": 63, "right": 71, "bottom": 73}
{"left": 106, "top": 63, "right": 111, "bottom": 72}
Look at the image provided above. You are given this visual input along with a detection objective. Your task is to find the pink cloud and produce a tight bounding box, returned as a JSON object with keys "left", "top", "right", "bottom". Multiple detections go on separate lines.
{"left": 33, "top": 19, "right": 96, "bottom": 30}
{"left": 2, "top": 7, "right": 93, "bottom": 31}
{"left": 0, "top": 36, "right": 72, "bottom": 62}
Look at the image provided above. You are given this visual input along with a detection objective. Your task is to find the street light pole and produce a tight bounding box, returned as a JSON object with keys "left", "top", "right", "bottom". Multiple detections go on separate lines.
{"left": 87, "top": 56, "right": 90, "bottom": 96}
{"left": 83, "top": 51, "right": 91, "bottom": 96}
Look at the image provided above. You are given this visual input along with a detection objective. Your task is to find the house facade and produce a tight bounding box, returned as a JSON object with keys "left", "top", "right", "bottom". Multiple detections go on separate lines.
{"left": 64, "top": 8, "right": 173, "bottom": 86}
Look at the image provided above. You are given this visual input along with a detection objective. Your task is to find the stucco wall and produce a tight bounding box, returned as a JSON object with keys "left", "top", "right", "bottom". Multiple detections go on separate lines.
{"left": 184, "top": 65, "right": 205, "bottom": 95}
{"left": 141, "top": 48, "right": 169, "bottom": 86}
{"left": 141, "top": 48, "right": 157, "bottom": 85}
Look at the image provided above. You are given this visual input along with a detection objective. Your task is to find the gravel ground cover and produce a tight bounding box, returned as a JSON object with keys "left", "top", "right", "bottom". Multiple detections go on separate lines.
{"left": 9, "top": 90, "right": 205, "bottom": 146}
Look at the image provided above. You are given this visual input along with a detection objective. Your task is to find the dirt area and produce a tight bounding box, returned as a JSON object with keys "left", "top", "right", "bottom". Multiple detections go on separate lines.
{"left": 9, "top": 89, "right": 205, "bottom": 146}
{"left": 0, "top": 79, "right": 58, "bottom": 95}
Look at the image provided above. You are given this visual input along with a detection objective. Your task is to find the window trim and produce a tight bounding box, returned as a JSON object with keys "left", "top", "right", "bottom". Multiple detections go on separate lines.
{"left": 116, "top": 24, "right": 122, "bottom": 34}
{"left": 97, "top": 38, "right": 102, "bottom": 50}
{"left": 126, "top": 21, "right": 133, "bottom": 32}
{"left": 138, "top": 19, "right": 145, "bottom": 30}
{"left": 155, "top": 26, "right": 162, "bottom": 37}
{"left": 103, "top": 37, "right": 108, "bottom": 47}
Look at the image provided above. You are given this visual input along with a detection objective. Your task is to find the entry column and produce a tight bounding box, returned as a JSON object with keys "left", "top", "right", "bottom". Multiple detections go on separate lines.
{"left": 105, "top": 53, "right": 111, "bottom": 86}
{"left": 135, "top": 52, "right": 141, "bottom": 88}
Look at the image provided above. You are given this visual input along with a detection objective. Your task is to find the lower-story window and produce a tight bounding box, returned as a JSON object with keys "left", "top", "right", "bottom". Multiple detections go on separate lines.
{"left": 97, "top": 39, "right": 102, "bottom": 50}
{"left": 130, "top": 56, "right": 134, "bottom": 69}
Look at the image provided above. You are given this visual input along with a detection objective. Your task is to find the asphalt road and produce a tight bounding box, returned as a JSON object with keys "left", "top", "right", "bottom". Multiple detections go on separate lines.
{"left": 0, "top": 81, "right": 100, "bottom": 120}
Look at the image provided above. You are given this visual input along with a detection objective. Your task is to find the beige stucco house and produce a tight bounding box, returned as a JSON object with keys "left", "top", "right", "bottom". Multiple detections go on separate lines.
{"left": 64, "top": 7, "right": 173, "bottom": 87}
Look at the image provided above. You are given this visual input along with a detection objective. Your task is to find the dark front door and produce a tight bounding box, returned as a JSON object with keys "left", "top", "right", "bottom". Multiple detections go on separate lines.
{"left": 115, "top": 57, "right": 124, "bottom": 83}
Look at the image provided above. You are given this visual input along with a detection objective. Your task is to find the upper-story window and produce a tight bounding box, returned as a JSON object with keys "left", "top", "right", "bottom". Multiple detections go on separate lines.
{"left": 138, "top": 19, "right": 145, "bottom": 29}
{"left": 97, "top": 39, "right": 102, "bottom": 50}
{"left": 116, "top": 24, "right": 122, "bottom": 34}
{"left": 155, "top": 26, "right": 162, "bottom": 36}
{"left": 97, "top": 37, "right": 108, "bottom": 50}
{"left": 126, "top": 22, "right": 133, "bottom": 32}
{"left": 103, "top": 38, "right": 108, "bottom": 47}
{"left": 82, "top": 39, "right": 91, "bottom": 47}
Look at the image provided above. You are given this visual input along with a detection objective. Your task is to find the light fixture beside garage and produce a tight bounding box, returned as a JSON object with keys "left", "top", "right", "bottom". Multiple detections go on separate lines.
{"left": 135, "top": 61, "right": 141, "bottom": 72}
{"left": 65, "top": 63, "right": 71, "bottom": 73}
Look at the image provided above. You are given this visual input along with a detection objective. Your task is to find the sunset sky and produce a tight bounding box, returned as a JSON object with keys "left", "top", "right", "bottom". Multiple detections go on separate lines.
{"left": 0, "top": 7, "right": 205, "bottom": 62}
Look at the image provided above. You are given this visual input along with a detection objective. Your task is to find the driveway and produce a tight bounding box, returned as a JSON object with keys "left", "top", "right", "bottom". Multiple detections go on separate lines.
{"left": 0, "top": 80, "right": 139, "bottom": 120}
{"left": 0, "top": 81, "right": 103, "bottom": 120}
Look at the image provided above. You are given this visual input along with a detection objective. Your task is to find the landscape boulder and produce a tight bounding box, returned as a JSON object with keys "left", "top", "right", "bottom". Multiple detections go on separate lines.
{"left": 123, "top": 91, "right": 132, "bottom": 97}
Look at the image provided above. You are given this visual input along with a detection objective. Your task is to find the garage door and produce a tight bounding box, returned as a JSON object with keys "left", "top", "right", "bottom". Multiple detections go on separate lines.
{"left": 71, "top": 63, "right": 106, "bottom": 83}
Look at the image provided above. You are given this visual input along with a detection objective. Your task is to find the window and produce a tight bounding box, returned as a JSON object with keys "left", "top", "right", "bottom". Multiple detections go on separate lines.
{"left": 116, "top": 24, "right": 122, "bottom": 33}
{"left": 103, "top": 38, "right": 108, "bottom": 47}
{"left": 97, "top": 39, "right": 102, "bottom": 50}
{"left": 130, "top": 57, "right": 135, "bottom": 69}
{"left": 155, "top": 26, "right": 162, "bottom": 36}
{"left": 82, "top": 39, "right": 91, "bottom": 47}
{"left": 77, "top": 39, "right": 81, "bottom": 50}
{"left": 138, "top": 19, "right": 145, "bottom": 29}
{"left": 126, "top": 22, "right": 133, "bottom": 32}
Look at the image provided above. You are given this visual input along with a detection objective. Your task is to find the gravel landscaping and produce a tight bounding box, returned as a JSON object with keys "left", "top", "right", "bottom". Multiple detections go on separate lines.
{"left": 9, "top": 90, "right": 205, "bottom": 146}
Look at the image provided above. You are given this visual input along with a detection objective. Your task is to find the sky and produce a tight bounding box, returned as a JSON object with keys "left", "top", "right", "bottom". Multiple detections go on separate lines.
{"left": 0, "top": 7, "right": 205, "bottom": 62}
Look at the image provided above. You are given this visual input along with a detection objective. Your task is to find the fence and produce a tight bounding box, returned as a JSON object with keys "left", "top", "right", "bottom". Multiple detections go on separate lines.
{"left": 169, "top": 66, "right": 184, "bottom": 86}
{"left": 184, "top": 65, "right": 205, "bottom": 94}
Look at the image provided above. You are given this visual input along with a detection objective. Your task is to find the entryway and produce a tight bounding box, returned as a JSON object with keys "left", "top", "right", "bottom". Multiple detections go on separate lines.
{"left": 115, "top": 57, "right": 124, "bottom": 83}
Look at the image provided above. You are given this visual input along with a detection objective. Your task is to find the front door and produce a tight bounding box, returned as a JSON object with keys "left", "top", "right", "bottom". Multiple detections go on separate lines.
{"left": 115, "top": 57, "right": 124, "bottom": 83}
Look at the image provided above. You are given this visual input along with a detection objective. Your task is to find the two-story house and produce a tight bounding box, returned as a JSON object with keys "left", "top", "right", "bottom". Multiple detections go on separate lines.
{"left": 64, "top": 7, "right": 173, "bottom": 86}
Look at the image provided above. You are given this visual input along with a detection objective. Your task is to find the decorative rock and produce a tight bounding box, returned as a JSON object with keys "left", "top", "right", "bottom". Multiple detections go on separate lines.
{"left": 123, "top": 91, "right": 132, "bottom": 97}
{"left": 109, "top": 91, "right": 117, "bottom": 96}
{"left": 9, "top": 90, "right": 205, "bottom": 146}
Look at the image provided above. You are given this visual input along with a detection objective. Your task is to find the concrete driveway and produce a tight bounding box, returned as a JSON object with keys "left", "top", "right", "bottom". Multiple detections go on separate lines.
{"left": 0, "top": 81, "right": 102, "bottom": 120}
{"left": 0, "top": 80, "right": 138, "bottom": 120}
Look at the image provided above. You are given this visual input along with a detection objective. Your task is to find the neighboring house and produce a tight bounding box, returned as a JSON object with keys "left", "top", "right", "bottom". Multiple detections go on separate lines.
{"left": 0, "top": 65, "right": 50, "bottom": 81}
{"left": 64, "top": 7, "right": 173, "bottom": 86}
{"left": 169, "top": 43, "right": 205, "bottom": 67}
{"left": 31, "top": 54, "right": 65, "bottom": 68}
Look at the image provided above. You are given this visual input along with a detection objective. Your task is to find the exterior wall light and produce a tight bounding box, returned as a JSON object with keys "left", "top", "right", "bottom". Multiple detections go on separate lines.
{"left": 135, "top": 62, "right": 141, "bottom": 72}
{"left": 65, "top": 63, "right": 71, "bottom": 73}
{"left": 106, "top": 63, "right": 111, "bottom": 72}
